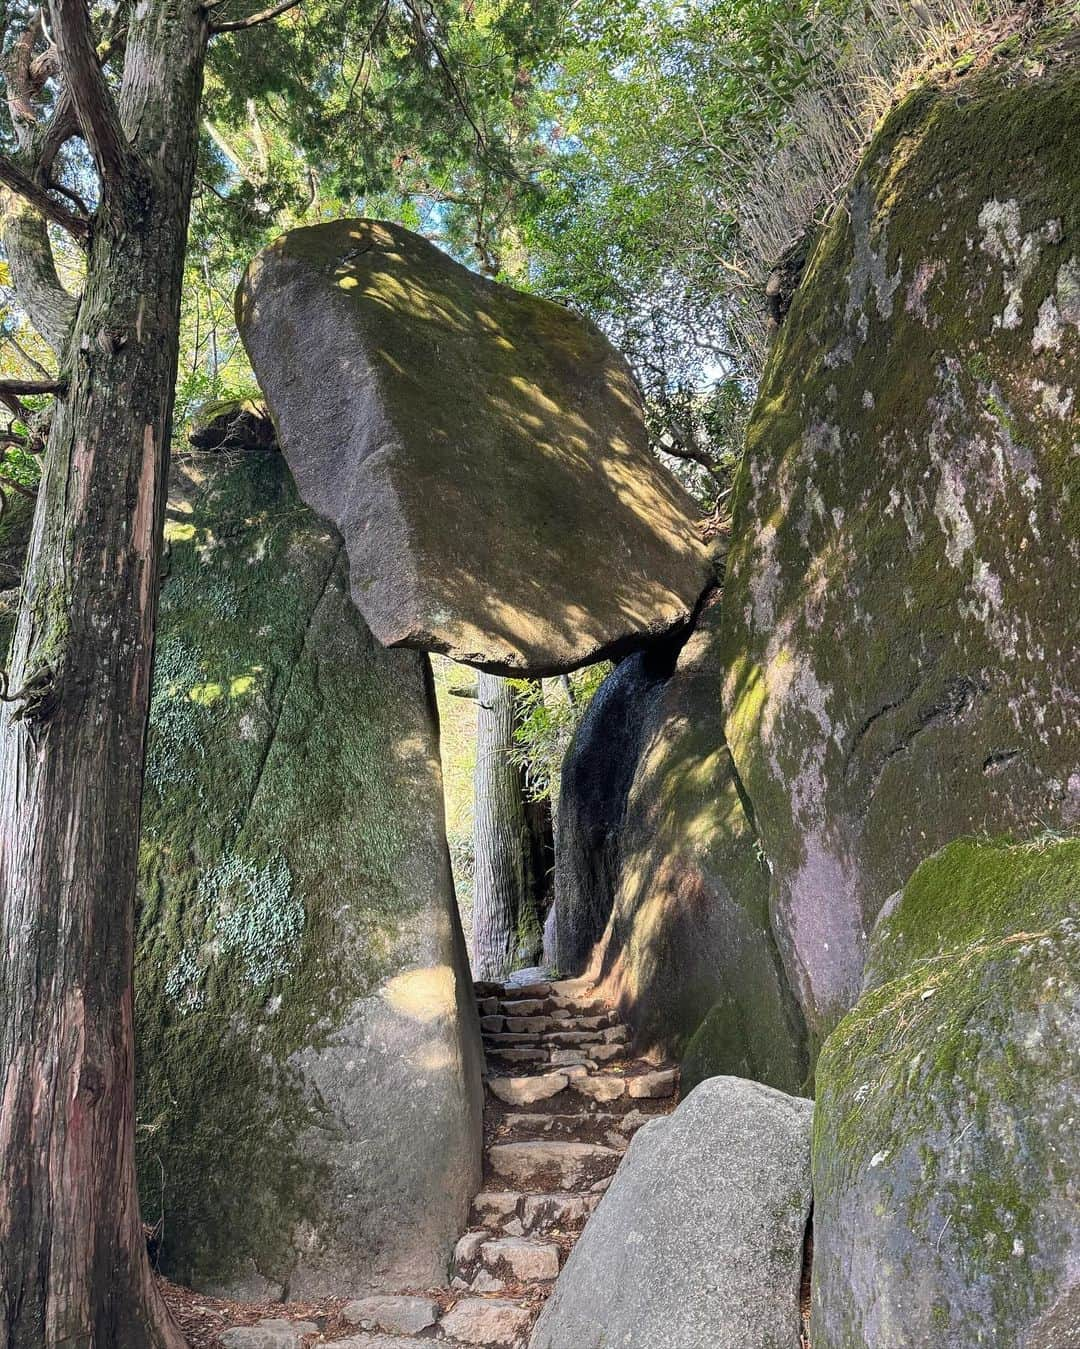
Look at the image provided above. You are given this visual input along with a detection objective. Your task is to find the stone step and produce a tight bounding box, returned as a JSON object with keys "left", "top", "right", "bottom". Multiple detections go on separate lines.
{"left": 455, "top": 1231, "right": 560, "bottom": 1287}
{"left": 483, "top": 1032, "right": 608, "bottom": 1053}
{"left": 498, "top": 1109, "right": 651, "bottom": 1142}
{"left": 503, "top": 980, "right": 551, "bottom": 999}
{"left": 342, "top": 1294, "right": 441, "bottom": 1335}
{"left": 439, "top": 1297, "right": 534, "bottom": 1347}
{"left": 496, "top": 997, "right": 546, "bottom": 1016}
{"left": 486, "top": 1071, "right": 569, "bottom": 1106}
{"left": 485, "top": 1046, "right": 549, "bottom": 1065}
{"left": 482, "top": 1011, "right": 619, "bottom": 1035}
{"left": 487, "top": 1140, "right": 622, "bottom": 1190}
{"left": 627, "top": 1067, "right": 679, "bottom": 1099}
{"left": 548, "top": 1049, "right": 598, "bottom": 1070}
{"left": 472, "top": 1189, "right": 597, "bottom": 1236}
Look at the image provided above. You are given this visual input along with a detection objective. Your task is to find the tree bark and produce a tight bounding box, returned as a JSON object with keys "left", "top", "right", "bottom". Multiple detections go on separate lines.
{"left": 472, "top": 674, "right": 548, "bottom": 980}
{"left": 0, "top": 194, "right": 78, "bottom": 356}
{"left": 0, "top": 4, "right": 209, "bottom": 1345}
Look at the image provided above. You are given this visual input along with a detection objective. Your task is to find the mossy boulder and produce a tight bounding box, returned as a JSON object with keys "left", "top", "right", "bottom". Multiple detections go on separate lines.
{"left": 721, "top": 47, "right": 1080, "bottom": 1037}
{"left": 812, "top": 835, "right": 1080, "bottom": 1347}
{"left": 236, "top": 219, "right": 711, "bottom": 677}
{"left": 136, "top": 447, "right": 483, "bottom": 1298}
{"left": 593, "top": 595, "right": 808, "bottom": 1094}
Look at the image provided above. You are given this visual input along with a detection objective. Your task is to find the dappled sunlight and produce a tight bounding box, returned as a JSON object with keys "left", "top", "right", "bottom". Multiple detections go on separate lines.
{"left": 238, "top": 217, "right": 711, "bottom": 676}
{"left": 381, "top": 964, "right": 458, "bottom": 1025}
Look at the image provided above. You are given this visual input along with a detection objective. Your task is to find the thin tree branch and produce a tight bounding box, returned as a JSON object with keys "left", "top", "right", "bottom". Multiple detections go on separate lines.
{"left": 0, "top": 377, "right": 68, "bottom": 396}
{"left": 0, "top": 153, "right": 88, "bottom": 238}
{"left": 4, "top": 334, "right": 53, "bottom": 379}
{"left": 210, "top": 0, "right": 304, "bottom": 34}
{"left": 5, "top": 12, "right": 44, "bottom": 131}
{"left": 48, "top": 0, "right": 135, "bottom": 187}
{"left": 404, "top": 0, "right": 486, "bottom": 152}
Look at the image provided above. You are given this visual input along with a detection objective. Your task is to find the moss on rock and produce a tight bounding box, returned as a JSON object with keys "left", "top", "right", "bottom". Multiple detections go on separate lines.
{"left": 136, "top": 448, "right": 483, "bottom": 1297}
{"left": 812, "top": 834, "right": 1080, "bottom": 1347}
{"left": 237, "top": 218, "right": 712, "bottom": 677}
{"left": 721, "top": 38, "right": 1080, "bottom": 1040}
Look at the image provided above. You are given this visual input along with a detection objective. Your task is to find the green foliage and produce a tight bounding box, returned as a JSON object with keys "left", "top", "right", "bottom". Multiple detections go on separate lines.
{"left": 507, "top": 665, "right": 610, "bottom": 804}
{"left": 171, "top": 0, "right": 569, "bottom": 439}
{"left": 514, "top": 0, "right": 1022, "bottom": 486}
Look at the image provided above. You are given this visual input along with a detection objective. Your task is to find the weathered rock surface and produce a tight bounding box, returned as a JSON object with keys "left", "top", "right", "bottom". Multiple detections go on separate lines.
{"left": 813, "top": 835, "right": 1080, "bottom": 1348}
{"left": 591, "top": 593, "right": 808, "bottom": 1093}
{"left": 342, "top": 1294, "right": 440, "bottom": 1334}
{"left": 219, "top": 1322, "right": 318, "bottom": 1349}
{"left": 529, "top": 1076, "right": 813, "bottom": 1348}
{"left": 549, "top": 646, "right": 677, "bottom": 973}
{"left": 237, "top": 218, "right": 711, "bottom": 676}
{"left": 440, "top": 1297, "right": 534, "bottom": 1347}
{"left": 135, "top": 447, "right": 483, "bottom": 1296}
{"left": 721, "top": 55, "right": 1080, "bottom": 1034}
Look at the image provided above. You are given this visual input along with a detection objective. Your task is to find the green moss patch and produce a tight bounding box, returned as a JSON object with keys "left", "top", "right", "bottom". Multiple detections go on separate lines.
{"left": 136, "top": 448, "right": 440, "bottom": 1289}
{"left": 812, "top": 834, "right": 1080, "bottom": 1345}
{"left": 721, "top": 40, "right": 1080, "bottom": 1041}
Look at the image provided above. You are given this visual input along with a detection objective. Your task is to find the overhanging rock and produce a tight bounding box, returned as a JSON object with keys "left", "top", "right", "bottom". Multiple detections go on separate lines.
{"left": 237, "top": 219, "right": 711, "bottom": 676}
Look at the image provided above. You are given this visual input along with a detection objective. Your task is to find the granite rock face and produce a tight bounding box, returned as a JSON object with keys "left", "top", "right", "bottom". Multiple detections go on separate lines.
{"left": 549, "top": 646, "right": 677, "bottom": 974}
{"left": 135, "top": 446, "right": 483, "bottom": 1297}
{"left": 721, "top": 57, "right": 1080, "bottom": 1035}
{"left": 813, "top": 835, "right": 1080, "bottom": 1349}
{"left": 592, "top": 594, "right": 808, "bottom": 1094}
{"left": 529, "top": 1076, "right": 813, "bottom": 1349}
{"left": 237, "top": 218, "right": 711, "bottom": 676}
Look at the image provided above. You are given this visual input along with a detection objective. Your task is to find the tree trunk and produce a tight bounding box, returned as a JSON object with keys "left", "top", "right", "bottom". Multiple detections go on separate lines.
{"left": 0, "top": 7, "right": 208, "bottom": 1346}
{"left": 472, "top": 673, "right": 549, "bottom": 980}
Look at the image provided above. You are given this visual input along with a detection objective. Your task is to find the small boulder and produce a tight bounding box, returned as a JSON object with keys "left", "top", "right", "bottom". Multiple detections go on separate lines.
{"left": 528, "top": 1077, "right": 813, "bottom": 1349}
{"left": 237, "top": 219, "right": 711, "bottom": 676}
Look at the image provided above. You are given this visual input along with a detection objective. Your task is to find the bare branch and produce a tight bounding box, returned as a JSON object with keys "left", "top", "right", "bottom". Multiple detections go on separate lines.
{"left": 0, "top": 377, "right": 68, "bottom": 396}
{"left": 48, "top": 0, "right": 134, "bottom": 187}
{"left": 210, "top": 0, "right": 304, "bottom": 33}
{"left": 0, "top": 154, "right": 88, "bottom": 238}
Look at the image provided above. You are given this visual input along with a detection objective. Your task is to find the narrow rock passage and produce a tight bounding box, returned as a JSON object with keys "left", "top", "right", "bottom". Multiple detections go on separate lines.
{"left": 182, "top": 976, "right": 679, "bottom": 1348}
{"left": 446, "top": 975, "right": 681, "bottom": 1346}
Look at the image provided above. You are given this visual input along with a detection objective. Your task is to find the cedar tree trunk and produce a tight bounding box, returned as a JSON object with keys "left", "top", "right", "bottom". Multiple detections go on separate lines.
{"left": 472, "top": 673, "right": 549, "bottom": 979}
{"left": 0, "top": 2, "right": 209, "bottom": 1344}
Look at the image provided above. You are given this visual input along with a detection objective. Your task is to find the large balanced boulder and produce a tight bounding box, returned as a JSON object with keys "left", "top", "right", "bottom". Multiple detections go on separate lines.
{"left": 812, "top": 835, "right": 1080, "bottom": 1348}
{"left": 529, "top": 1076, "right": 813, "bottom": 1349}
{"left": 136, "top": 444, "right": 483, "bottom": 1297}
{"left": 236, "top": 218, "right": 711, "bottom": 676}
{"left": 592, "top": 595, "right": 808, "bottom": 1094}
{"left": 721, "top": 54, "right": 1080, "bottom": 1034}
{"left": 548, "top": 646, "right": 676, "bottom": 974}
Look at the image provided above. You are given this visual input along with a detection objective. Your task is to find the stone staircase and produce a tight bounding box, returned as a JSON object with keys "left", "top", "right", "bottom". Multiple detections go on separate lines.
{"left": 215, "top": 975, "right": 678, "bottom": 1349}
{"left": 435, "top": 974, "right": 679, "bottom": 1348}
